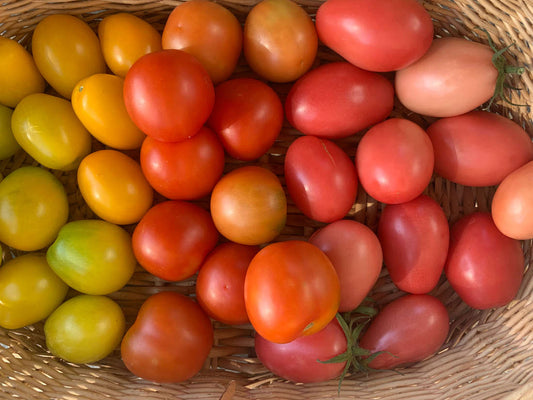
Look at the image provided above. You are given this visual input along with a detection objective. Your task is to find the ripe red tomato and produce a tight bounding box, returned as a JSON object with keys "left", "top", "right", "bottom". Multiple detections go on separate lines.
{"left": 140, "top": 126, "right": 225, "bottom": 200}
{"left": 355, "top": 118, "right": 434, "bottom": 204}
{"left": 132, "top": 201, "right": 219, "bottom": 282}
{"left": 316, "top": 0, "right": 433, "bottom": 72}
{"left": 244, "top": 240, "right": 340, "bottom": 344}
{"left": 285, "top": 62, "right": 394, "bottom": 139}
{"left": 445, "top": 212, "right": 524, "bottom": 309}
{"left": 284, "top": 135, "right": 358, "bottom": 223}
{"left": 309, "top": 219, "right": 382, "bottom": 312}
{"left": 207, "top": 78, "right": 283, "bottom": 161}
{"left": 359, "top": 294, "right": 449, "bottom": 369}
{"left": 378, "top": 195, "right": 449, "bottom": 294}
{"left": 121, "top": 291, "right": 213, "bottom": 383}
{"left": 123, "top": 49, "right": 214, "bottom": 142}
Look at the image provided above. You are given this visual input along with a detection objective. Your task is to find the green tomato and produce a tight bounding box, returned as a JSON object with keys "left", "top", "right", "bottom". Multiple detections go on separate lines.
{"left": 46, "top": 219, "right": 136, "bottom": 295}
{"left": 0, "top": 166, "right": 69, "bottom": 251}
{"left": 44, "top": 294, "right": 125, "bottom": 364}
{"left": 0, "top": 104, "right": 21, "bottom": 160}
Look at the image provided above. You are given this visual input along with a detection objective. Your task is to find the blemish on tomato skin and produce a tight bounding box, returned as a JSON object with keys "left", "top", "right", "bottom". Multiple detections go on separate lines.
{"left": 319, "top": 138, "right": 336, "bottom": 166}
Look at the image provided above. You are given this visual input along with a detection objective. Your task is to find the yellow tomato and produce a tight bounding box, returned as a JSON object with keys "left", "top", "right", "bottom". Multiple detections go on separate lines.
{"left": 32, "top": 14, "right": 106, "bottom": 99}
{"left": 72, "top": 74, "right": 145, "bottom": 150}
{"left": 77, "top": 149, "right": 154, "bottom": 225}
{"left": 0, "top": 104, "right": 20, "bottom": 160}
{"left": 0, "top": 37, "right": 45, "bottom": 107}
{"left": 98, "top": 13, "right": 162, "bottom": 78}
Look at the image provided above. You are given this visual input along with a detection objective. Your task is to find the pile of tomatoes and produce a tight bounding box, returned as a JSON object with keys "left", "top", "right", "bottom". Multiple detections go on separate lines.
{"left": 0, "top": 0, "right": 531, "bottom": 387}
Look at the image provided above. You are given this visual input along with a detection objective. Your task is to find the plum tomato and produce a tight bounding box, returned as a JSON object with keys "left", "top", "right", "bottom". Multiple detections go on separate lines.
{"left": 0, "top": 105, "right": 20, "bottom": 160}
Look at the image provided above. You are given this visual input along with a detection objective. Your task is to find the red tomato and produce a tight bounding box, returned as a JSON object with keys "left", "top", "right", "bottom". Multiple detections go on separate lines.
{"left": 207, "top": 78, "right": 283, "bottom": 161}
{"left": 123, "top": 49, "right": 214, "bottom": 142}
{"left": 492, "top": 161, "right": 533, "bottom": 240}
{"left": 378, "top": 195, "right": 449, "bottom": 294}
{"left": 121, "top": 291, "right": 213, "bottom": 383}
{"left": 445, "top": 212, "right": 524, "bottom": 309}
{"left": 255, "top": 317, "right": 347, "bottom": 383}
{"left": 359, "top": 294, "right": 449, "bottom": 369}
{"left": 355, "top": 118, "right": 434, "bottom": 204}
{"left": 140, "top": 126, "right": 225, "bottom": 200}
{"left": 244, "top": 240, "right": 340, "bottom": 344}
{"left": 285, "top": 135, "right": 358, "bottom": 223}
{"left": 427, "top": 110, "right": 533, "bottom": 187}
{"left": 309, "top": 219, "right": 382, "bottom": 312}
{"left": 315, "top": 0, "right": 433, "bottom": 72}
{"left": 132, "top": 201, "right": 219, "bottom": 282}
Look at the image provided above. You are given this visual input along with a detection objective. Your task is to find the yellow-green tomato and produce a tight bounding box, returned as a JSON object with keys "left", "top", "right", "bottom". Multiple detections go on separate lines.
{"left": 77, "top": 150, "right": 153, "bottom": 225}
{"left": 0, "top": 166, "right": 69, "bottom": 251}
{"left": 0, "top": 104, "right": 20, "bottom": 160}
{"left": 11, "top": 93, "right": 92, "bottom": 170}
{"left": 44, "top": 294, "right": 125, "bottom": 364}
{"left": 32, "top": 14, "right": 106, "bottom": 99}
{"left": 46, "top": 219, "right": 136, "bottom": 295}
{"left": 72, "top": 74, "right": 145, "bottom": 150}
{"left": 0, "top": 253, "right": 69, "bottom": 329}
{"left": 0, "top": 37, "right": 46, "bottom": 108}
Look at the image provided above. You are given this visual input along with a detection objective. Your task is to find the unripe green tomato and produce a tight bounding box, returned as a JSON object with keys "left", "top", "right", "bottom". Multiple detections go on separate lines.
{"left": 0, "top": 104, "right": 21, "bottom": 160}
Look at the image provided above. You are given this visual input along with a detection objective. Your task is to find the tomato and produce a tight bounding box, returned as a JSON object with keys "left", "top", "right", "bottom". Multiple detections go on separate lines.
{"left": 132, "top": 200, "right": 219, "bottom": 282}
{"left": 207, "top": 78, "right": 283, "bottom": 161}
{"left": 140, "top": 126, "right": 225, "bottom": 200}
{"left": 47, "top": 219, "right": 136, "bottom": 295}
{"left": 378, "top": 195, "right": 449, "bottom": 294}
{"left": 210, "top": 166, "right": 287, "bottom": 245}
{"left": 355, "top": 118, "right": 434, "bottom": 204}
{"left": 244, "top": 240, "right": 340, "bottom": 344}
{"left": 11, "top": 93, "right": 92, "bottom": 170}
{"left": 0, "top": 166, "right": 68, "bottom": 251}
{"left": 0, "top": 104, "right": 20, "bottom": 160}
{"left": 123, "top": 49, "right": 214, "bottom": 143}
{"left": 72, "top": 73, "right": 146, "bottom": 150}
{"left": 162, "top": 0, "right": 242, "bottom": 84}
{"left": 285, "top": 62, "right": 394, "bottom": 139}
{"left": 32, "top": 14, "right": 106, "bottom": 99}
{"left": 255, "top": 317, "right": 347, "bottom": 383}
{"left": 444, "top": 212, "right": 524, "bottom": 309}
{"left": 243, "top": 0, "right": 318, "bottom": 82}
{"left": 360, "top": 294, "right": 449, "bottom": 369}
{"left": 309, "top": 219, "right": 383, "bottom": 312}
{"left": 0, "top": 254, "right": 68, "bottom": 329}
{"left": 427, "top": 110, "right": 533, "bottom": 187}
{"left": 98, "top": 12, "right": 162, "bottom": 78}
{"left": 77, "top": 149, "right": 153, "bottom": 225}
{"left": 285, "top": 136, "right": 358, "bottom": 223}
{"left": 492, "top": 161, "right": 533, "bottom": 240}
{"left": 45, "top": 295, "right": 125, "bottom": 364}
{"left": 316, "top": 0, "right": 433, "bottom": 72}
{"left": 196, "top": 242, "right": 260, "bottom": 325}
{"left": 0, "top": 37, "right": 45, "bottom": 108}
{"left": 121, "top": 291, "right": 213, "bottom": 383}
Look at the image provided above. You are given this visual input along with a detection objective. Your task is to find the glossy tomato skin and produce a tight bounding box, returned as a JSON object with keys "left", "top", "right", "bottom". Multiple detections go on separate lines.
{"left": 360, "top": 294, "right": 449, "bottom": 369}
{"left": 355, "top": 118, "right": 434, "bottom": 204}
{"left": 427, "top": 110, "right": 533, "bottom": 187}
{"left": 309, "top": 219, "right": 383, "bottom": 312}
{"left": 316, "top": 0, "right": 433, "bottom": 72}
{"left": 244, "top": 240, "right": 340, "bottom": 344}
{"left": 140, "top": 126, "right": 225, "bottom": 200}
{"left": 378, "top": 195, "right": 449, "bottom": 294}
{"left": 285, "top": 136, "right": 358, "bottom": 223}
{"left": 395, "top": 38, "right": 498, "bottom": 117}
{"left": 255, "top": 317, "right": 347, "bottom": 383}
{"left": 121, "top": 291, "right": 214, "bottom": 383}
{"left": 132, "top": 200, "right": 219, "bottom": 282}
{"left": 123, "top": 49, "right": 214, "bottom": 142}
{"left": 285, "top": 62, "right": 394, "bottom": 139}
{"left": 207, "top": 78, "right": 283, "bottom": 161}
{"left": 445, "top": 212, "right": 524, "bottom": 309}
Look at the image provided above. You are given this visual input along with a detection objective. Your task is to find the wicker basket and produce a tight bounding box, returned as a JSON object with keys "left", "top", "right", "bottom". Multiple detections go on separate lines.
{"left": 1, "top": 0, "right": 532, "bottom": 399}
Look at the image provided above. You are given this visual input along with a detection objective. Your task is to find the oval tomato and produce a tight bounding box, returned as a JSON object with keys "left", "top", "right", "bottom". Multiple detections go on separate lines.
{"left": 0, "top": 104, "right": 20, "bottom": 160}
{"left": 285, "top": 135, "right": 358, "bottom": 223}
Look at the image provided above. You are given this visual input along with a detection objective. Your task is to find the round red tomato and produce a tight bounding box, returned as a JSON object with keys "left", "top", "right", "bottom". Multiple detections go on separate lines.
{"left": 123, "top": 49, "right": 214, "bottom": 142}
{"left": 132, "top": 200, "right": 219, "bottom": 282}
